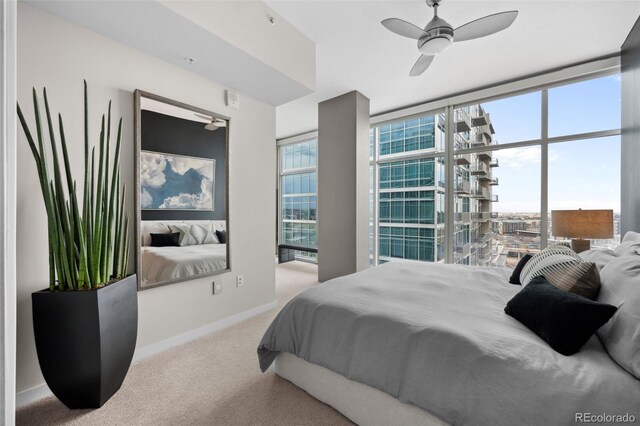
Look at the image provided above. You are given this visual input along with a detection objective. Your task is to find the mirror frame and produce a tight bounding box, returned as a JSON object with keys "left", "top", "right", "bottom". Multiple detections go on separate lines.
{"left": 134, "top": 89, "right": 231, "bottom": 291}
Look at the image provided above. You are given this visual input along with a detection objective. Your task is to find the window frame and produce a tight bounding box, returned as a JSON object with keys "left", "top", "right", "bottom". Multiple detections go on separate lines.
{"left": 277, "top": 137, "right": 318, "bottom": 260}
{"left": 277, "top": 56, "right": 622, "bottom": 267}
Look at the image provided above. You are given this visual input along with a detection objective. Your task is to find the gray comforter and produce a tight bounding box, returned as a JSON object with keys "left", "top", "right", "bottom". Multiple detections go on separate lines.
{"left": 258, "top": 262, "right": 640, "bottom": 425}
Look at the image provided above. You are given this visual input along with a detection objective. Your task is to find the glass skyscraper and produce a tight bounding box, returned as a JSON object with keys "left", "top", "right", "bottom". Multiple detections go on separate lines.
{"left": 372, "top": 107, "right": 498, "bottom": 266}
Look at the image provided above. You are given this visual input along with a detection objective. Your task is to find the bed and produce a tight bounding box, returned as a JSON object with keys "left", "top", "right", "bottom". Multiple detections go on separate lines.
{"left": 258, "top": 260, "right": 640, "bottom": 425}
{"left": 139, "top": 219, "right": 227, "bottom": 286}
{"left": 141, "top": 243, "right": 227, "bottom": 286}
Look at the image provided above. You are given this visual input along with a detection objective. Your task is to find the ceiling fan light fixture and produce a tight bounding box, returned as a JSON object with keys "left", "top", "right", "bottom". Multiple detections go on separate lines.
{"left": 382, "top": 0, "right": 518, "bottom": 76}
{"left": 418, "top": 17, "right": 453, "bottom": 55}
{"left": 418, "top": 36, "right": 452, "bottom": 55}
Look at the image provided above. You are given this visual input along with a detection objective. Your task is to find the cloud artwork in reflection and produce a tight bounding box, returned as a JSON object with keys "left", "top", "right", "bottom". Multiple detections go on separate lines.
{"left": 140, "top": 151, "right": 215, "bottom": 211}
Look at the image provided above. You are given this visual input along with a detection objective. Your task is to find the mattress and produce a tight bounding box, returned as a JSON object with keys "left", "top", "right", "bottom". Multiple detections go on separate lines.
{"left": 141, "top": 243, "right": 226, "bottom": 286}
{"left": 258, "top": 261, "right": 640, "bottom": 425}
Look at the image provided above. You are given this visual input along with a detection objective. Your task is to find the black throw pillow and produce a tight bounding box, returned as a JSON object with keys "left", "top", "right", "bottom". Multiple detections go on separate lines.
{"left": 150, "top": 232, "right": 180, "bottom": 247}
{"left": 216, "top": 230, "right": 226, "bottom": 244}
{"left": 504, "top": 276, "right": 617, "bottom": 356}
{"left": 509, "top": 254, "right": 533, "bottom": 284}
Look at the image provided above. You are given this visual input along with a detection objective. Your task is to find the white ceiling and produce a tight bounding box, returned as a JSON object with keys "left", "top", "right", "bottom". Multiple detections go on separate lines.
{"left": 27, "top": 0, "right": 315, "bottom": 107}
{"left": 267, "top": 0, "right": 640, "bottom": 139}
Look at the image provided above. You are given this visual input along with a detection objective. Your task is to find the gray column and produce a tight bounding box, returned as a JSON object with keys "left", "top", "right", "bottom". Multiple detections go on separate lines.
{"left": 317, "top": 91, "right": 370, "bottom": 282}
{"left": 621, "top": 17, "right": 640, "bottom": 236}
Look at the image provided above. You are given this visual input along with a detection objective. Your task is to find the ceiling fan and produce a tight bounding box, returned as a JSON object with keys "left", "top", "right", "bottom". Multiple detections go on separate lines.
{"left": 195, "top": 113, "right": 227, "bottom": 131}
{"left": 382, "top": 0, "right": 518, "bottom": 76}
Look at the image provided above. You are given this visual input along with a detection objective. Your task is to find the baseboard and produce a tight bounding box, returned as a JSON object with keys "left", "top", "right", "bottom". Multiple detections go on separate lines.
{"left": 132, "top": 300, "right": 276, "bottom": 361}
{"left": 16, "top": 300, "right": 277, "bottom": 408}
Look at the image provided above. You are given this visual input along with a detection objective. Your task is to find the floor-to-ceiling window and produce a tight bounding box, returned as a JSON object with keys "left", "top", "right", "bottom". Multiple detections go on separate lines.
{"left": 368, "top": 71, "right": 621, "bottom": 268}
{"left": 452, "top": 92, "right": 543, "bottom": 268}
{"left": 279, "top": 138, "right": 317, "bottom": 261}
{"left": 278, "top": 65, "right": 622, "bottom": 268}
{"left": 370, "top": 114, "right": 446, "bottom": 264}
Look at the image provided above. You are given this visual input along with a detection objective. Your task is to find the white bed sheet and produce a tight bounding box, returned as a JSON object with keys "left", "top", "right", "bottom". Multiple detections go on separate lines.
{"left": 141, "top": 243, "right": 226, "bottom": 286}
{"left": 275, "top": 352, "right": 448, "bottom": 426}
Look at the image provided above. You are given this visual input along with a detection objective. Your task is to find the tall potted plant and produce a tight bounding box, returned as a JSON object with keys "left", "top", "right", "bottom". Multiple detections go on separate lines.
{"left": 17, "top": 82, "right": 137, "bottom": 409}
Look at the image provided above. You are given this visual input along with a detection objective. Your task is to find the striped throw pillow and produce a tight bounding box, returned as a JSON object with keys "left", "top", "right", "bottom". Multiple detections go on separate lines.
{"left": 520, "top": 245, "right": 601, "bottom": 300}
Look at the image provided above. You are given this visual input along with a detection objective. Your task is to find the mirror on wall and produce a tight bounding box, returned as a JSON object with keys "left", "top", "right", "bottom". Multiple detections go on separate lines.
{"left": 134, "top": 90, "right": 230, "bottom": 290}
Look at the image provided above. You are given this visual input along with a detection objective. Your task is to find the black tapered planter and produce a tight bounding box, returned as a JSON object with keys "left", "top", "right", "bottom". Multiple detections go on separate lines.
{"left": 32, "top": 275, "right": 138, "bottom": 409}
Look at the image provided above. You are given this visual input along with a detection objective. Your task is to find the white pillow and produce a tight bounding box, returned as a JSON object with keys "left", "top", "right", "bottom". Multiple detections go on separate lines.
{"left": 141, "top": 222, "right": 171, "bottom": 247}
{"left": 169, "top": 224, "right": 198, "bottom": 246}
{"left": 597, "top": 253, "right": 640, "bottom": 379}
{"left": 191, "top": 224, "right": 219, "bottom": 245}
{"left": 614, "top": 231, "right": 640, "bottom": 256}
{"left": 579, "top": 249, "right": 616, "bottom": 271}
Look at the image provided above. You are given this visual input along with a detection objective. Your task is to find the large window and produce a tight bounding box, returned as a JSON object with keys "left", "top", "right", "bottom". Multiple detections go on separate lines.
{"left": 367, "top": 72, "right": 621, "bottom": 268}
{"left": 549, "top": 136, "right": 621, "bottom": 248}
{"left": 279, "top": 70, "right": 622, "bottom": 268}
{"left": 279, "top": 139, "right": 317, "bottom": 261}
{"left": 372, "top": 112, "right": 446, "bottom": 264}
{"left": 454, "top": 146, "right": 542, "bottom": 268}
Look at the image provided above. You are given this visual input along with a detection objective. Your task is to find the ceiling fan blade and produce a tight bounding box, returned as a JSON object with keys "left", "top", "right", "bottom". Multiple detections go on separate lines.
{"left": 453, "top": 11, "right": 518, "bottom": 43}
{"left": 382, "top": 18, "right": 427, "bottom": 40}
{"left": 410, "top": 55, "right": 434, "bottom": 77}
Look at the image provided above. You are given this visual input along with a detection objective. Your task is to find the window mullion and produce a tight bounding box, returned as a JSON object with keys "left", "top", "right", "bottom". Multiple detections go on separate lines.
{"left": 445, "top": 106, "right": 455, "bottom": 264}
{"left": 373, "top": 127, "right": 380, "bottom": 266}
{"left": 541, "top": 89, "right": 549, "bottom": 249}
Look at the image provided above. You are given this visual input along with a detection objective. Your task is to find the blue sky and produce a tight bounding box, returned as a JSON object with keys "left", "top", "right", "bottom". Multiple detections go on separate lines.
{"left": 481, "top": 75, "right": 621, "bottom": 213}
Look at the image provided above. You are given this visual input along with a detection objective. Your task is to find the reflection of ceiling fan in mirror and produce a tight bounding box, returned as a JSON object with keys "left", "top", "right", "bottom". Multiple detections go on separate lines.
{"left": 194, "top": 113, "right": 227, "bottom": 131}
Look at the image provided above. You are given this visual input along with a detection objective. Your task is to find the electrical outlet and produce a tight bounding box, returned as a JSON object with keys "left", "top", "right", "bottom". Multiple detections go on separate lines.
{"left": 236, "top": 275, "right": 244, "bottom": 287}
{"left": 213, "top": 281, "right": 222, "bottom": 295}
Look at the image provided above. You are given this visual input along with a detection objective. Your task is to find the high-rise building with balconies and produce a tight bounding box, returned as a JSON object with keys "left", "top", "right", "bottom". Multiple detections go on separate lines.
{"left": 376, "top": 106, "right": 498, "bottom": 266}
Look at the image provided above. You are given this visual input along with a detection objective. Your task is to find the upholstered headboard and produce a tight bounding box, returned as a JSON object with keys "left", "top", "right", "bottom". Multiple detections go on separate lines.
{"left": 140, "top": 220, "right": 226, "bottom": 246}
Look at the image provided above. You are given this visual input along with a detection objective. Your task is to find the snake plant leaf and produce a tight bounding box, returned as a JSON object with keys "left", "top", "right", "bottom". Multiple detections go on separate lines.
{"left": 17, "top": 83, "right": 130, "bottom": 291}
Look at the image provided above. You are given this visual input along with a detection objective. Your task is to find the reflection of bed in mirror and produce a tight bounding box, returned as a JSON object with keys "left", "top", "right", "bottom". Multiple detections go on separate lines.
{"left": 134, "top": 90, "right": 230, "bottom": 291}
{"left": 140, "top": 220, "right": 227, "bottom": 287}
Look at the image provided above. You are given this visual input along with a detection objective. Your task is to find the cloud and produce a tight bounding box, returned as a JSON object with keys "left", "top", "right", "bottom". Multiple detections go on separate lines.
{"left": 141, "top": 188, "right": 153, "bottom": 208}
{"left": 159, "top": 176, "right": 213, "bottom": 210}
{"left": 140, "top": 152, "right": 167, "bottom": 188}
{"left": 498, "top": 146, "right": 540, "bottom": 170}
{"left": 167, "top": 156, "right": 214, "bottom": 180}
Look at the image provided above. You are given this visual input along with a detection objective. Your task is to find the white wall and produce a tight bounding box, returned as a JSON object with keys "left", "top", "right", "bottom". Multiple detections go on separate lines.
{"left": 16, "top": 3, "right": 276, "bottom": 396}
{"left": 1, "top": 0, "right": 17, "bottom": 422}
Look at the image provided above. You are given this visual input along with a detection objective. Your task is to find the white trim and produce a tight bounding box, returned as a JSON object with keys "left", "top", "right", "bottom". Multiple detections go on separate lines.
{"left": 453, "top": 128, "right": 621, "bottom": 156}
{"left": 1, "top": 0, "right": 17, "bottom": 423}
{"left": 16, "top": 300, "right": 277, "bottom": 407}
{"left": 277, "top": 131, "right": 317, "bottom": 146}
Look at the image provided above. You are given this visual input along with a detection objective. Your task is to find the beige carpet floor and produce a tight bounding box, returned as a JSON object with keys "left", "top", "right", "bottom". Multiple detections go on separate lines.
{"left": 16, "top": 262, "right": 353, "bottom": 426}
